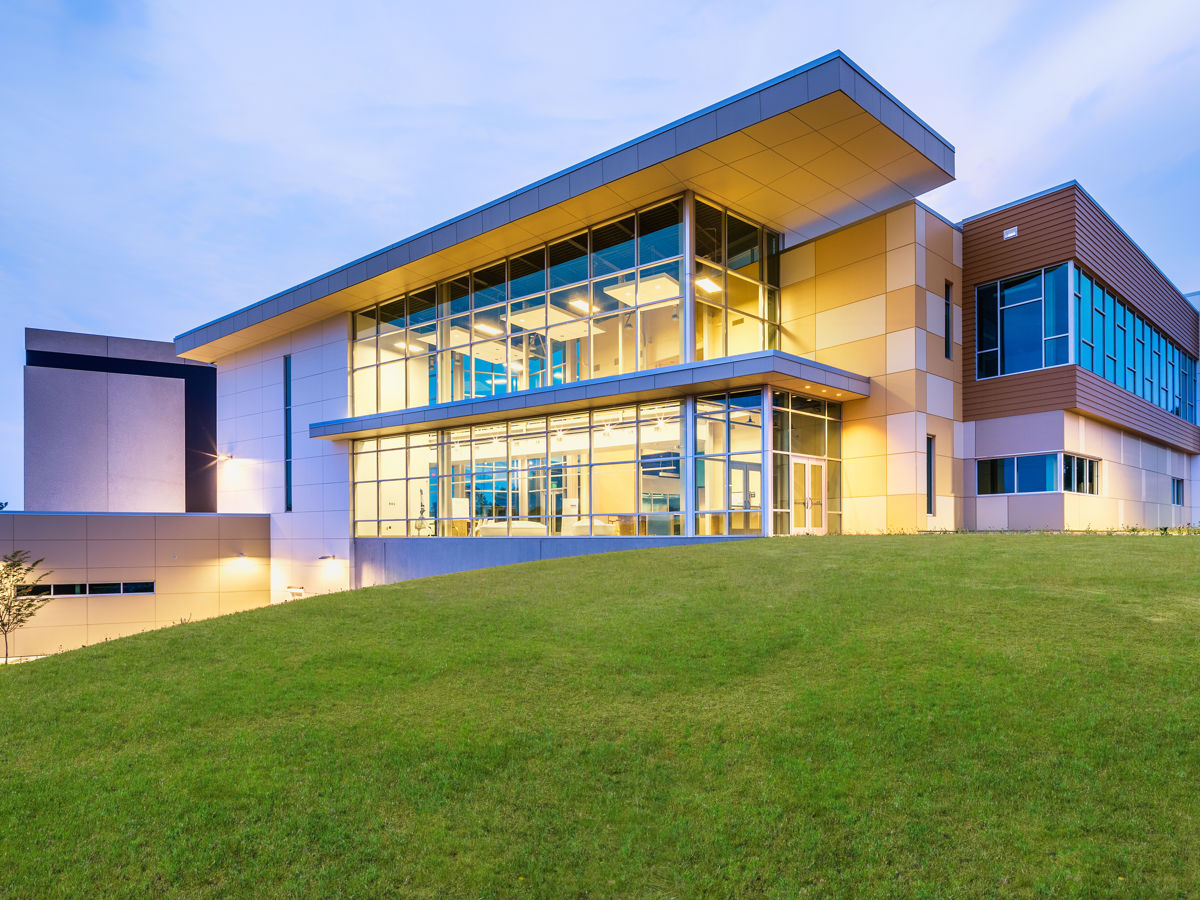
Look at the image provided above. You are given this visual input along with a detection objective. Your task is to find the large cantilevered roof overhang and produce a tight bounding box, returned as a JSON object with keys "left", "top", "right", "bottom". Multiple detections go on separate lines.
{"left": 177, "top": 50, "right": 954, "bottom": 362}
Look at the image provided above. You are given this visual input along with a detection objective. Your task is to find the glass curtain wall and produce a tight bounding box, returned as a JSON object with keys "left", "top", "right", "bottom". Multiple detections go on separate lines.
{"left": 976, "top": 262, "right": 1196, "bottom": 423}
{"left": 351, "top": 198, "right": 687, "bottom": 415}
{"left": 353, "top": 389, "right": 844, "bottom": 539}
{"left": 769, "top": 393, "right": 843, "bottom": 534}
{"left": 1073, "top": 265, "right": 1196, "bottom": 422}
{"left": 353, "top": 401, "right": 684, "bottom": 537}
{"left": 975, "top": 264, "right": 1070, "bottom": 378}
{"left": 694, "top": 391, "right": 765, "bottom": 535}
{"left": 693, "top": 199, "right": 782, "bottom": 359}
{"left": 351, "top": 195, "right": 782, "bottom": 417}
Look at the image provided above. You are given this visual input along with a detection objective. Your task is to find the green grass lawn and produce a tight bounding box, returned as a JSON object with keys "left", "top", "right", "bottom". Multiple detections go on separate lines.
{"left": 3, "top": 535, "right": 1199, "bottom": 898}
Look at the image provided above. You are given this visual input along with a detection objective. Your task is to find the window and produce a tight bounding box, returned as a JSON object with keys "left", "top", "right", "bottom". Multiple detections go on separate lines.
{"left": 1172, "top": 478, "right": 1184, "bottom": 506}
{"left": 976, "top": 453, "right": 1059, "bottom": 494}
{"left": 352, "top": 401, "right": 685, "bottom": 538}
{"left": 977, "top": 262, "right": 1196, "bottom": 423}
{"left": 977, "top": 457, "right": 1014, "bottom": 495}
{"left": 284, "top": 355, "right": 293, "bottom": 512}
{"left": 696, "top": 391, "right": 764, "bottom": 536}
{"left": 352, "top": 197, "right": 703, "bottom": 415}
{"left": 943, "top": 282, "right": 952, "bottom": 360}
{"left": 1073, "top": 265, "right": 1196, "bottom": 423}
{"left": 976, "top": 264, "right": 1069, "bottom": 379}
{"left": 1062, "top": 454, "right": 1099, "bottom": 495}
{"left": 926, "top": 435, "right": 935, "bottom": 514}
{"left": 21, "top": 582, "right": 156, "bottom": 597}
{"left": 693, "top": 200, "right": 782, "bottom": 361}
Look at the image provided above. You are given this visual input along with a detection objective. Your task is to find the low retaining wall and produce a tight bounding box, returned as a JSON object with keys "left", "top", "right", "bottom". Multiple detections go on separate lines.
{"left": 355, "top": 535, "right": 746, "bottom": 586}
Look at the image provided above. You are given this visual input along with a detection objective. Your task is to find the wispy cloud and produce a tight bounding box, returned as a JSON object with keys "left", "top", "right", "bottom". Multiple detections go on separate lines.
{"left": 0, "top": 0, "right": 1197, "bottom": 505}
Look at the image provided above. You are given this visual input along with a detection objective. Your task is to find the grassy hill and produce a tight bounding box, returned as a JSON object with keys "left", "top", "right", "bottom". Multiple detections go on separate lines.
{"left": 3, "top": 534, "right": 1199, "bottom": 898}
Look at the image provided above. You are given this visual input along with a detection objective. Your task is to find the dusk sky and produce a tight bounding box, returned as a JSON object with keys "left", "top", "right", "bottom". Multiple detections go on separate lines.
{"left": 2, "top": 0, "right": 1198, "bottom": 508}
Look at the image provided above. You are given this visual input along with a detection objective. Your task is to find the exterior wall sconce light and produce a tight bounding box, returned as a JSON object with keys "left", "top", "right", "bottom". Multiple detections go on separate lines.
{"left": 285, "top": 586, "right": 304, "bottom": 601}
{"left": 216, "top": 453, "right": 233, "bottom": 461}
{"left": 318, "top": 554, "right": 336, "bottom": 560}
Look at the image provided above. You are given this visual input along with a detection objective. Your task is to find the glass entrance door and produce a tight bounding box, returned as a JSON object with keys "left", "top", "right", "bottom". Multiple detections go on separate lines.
{"left": 790, "top": 455, "right": 826, "bottom": 535}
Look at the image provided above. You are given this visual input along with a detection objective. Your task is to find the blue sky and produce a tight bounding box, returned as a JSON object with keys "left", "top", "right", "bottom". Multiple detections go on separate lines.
{"left": 1, "top": 0, "right": 1198, "bottom": 508}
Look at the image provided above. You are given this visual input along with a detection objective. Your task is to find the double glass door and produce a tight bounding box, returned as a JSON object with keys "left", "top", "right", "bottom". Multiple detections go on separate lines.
{"left": 790, "top": 455, "right": 826, "bottom": 535}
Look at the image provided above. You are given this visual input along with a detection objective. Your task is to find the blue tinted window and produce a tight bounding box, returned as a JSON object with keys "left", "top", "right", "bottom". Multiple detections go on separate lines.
{"left": 977, "top": 350, "right": 999, "bottom": 379}
{"left": 591, "top": 216, "right": 635, "bottom": 275}
{"left": 1044, "top": 264, "right": 1069, "bottom": 336}
{"left": 548, "top": 234, "right": 589, "bottom": 288}
{"left": 443, "top": 277, "right": 470, "bottom": 315}
{"left": 1001, "top": 302, "right": 1042, "bottom": 374}
{"left": 472, "top": 264, "right": 507, "bottom": 309}
{"left": 379, "top": 298, "right": 406, "bottom": 330}
{"left": 1001, "top": 271, "right": 1041, "bottom": 306}
{"left": 977, "top": 283, "right": 999, "bottom": 352}
{"left": 1016, "top": 454, "right": 1056, "bottom": 493}
{"left": 1045, "top": 336, "right": 1069, "bottom": 366}
{"left": 638, "top": 199, "right": 682, "bottom": 265}
{"left": 408, "top": 288, "right": 437, "bottom": 325}
{"left": 508, "top": 249, "right": 546, "bottom": 299}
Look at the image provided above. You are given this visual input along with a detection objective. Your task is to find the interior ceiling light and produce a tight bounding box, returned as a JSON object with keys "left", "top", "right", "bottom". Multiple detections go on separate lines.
{"left": 695, "top": 276, "right": 721, "bottom": 294}
{"left": 569, "top": 298, "right": 595, "bottom": 314}
{"left": 602, "top": 273, "right": 679, "bottom": 306}
{"left": 474, "top": 322, "right": 503, "bottom": 336}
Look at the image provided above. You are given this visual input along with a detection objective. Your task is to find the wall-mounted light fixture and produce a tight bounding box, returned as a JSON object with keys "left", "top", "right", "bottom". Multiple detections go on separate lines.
{"left": 318, "top": 554, "right": 336, "bottom": 560}
{"left": 216, "top": 453, "right": 233, "bottom": 462}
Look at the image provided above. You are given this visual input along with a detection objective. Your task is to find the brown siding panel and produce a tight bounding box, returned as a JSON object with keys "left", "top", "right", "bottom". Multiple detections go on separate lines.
{"left": 1074, "top": 369, "right": 1200, "bottom": 453}
{"left": 1073, "top": 191, "right": 1199, "bottom": 356}
{"left": 964, "top": 368, "right": 1077, "bottom": 422}
{"left": 961, "top": 187, "right": 1078, "bottom": 422}
{"left": 966, "top": 367, "right": 1199, "bottom": 453}
{"left": 962, "top": 183, "right": 1198, "bottom": 452}
{"left": 962, "top": 189, "right": 1077, "bottom": 292}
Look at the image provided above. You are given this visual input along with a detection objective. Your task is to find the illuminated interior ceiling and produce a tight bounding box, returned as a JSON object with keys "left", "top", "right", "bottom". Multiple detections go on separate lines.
{"left": 178, "top": 52, "right": 953, "bottom": 362}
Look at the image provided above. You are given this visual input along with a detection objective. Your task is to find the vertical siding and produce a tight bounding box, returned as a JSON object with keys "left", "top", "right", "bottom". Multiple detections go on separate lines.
{"left": 961, "top": 183, "right": 1200, "bottom": 454}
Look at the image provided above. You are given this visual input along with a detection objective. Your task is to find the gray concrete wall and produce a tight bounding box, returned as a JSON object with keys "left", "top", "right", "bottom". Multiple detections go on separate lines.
{"left": 355, "top": 535, "right": 746, "bottom": 586}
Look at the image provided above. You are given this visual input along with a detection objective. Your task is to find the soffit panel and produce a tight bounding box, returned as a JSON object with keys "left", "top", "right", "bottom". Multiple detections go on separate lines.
{"left": 178, "top": 53, "right": 954, "bottom": 362}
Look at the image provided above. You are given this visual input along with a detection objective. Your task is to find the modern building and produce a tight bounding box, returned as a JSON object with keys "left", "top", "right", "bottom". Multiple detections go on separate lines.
{"left": 24, "top": 328, "right": 217, "bottom": 514}
{"left": 10, "top": 51, "right": 1198, "bottom": 656}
